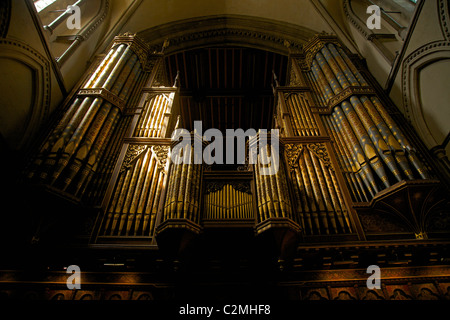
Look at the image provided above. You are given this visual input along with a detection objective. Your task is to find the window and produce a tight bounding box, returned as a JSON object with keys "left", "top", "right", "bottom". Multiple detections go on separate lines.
{"left": 34, "top": 0, "right": 58, "bottom": 13}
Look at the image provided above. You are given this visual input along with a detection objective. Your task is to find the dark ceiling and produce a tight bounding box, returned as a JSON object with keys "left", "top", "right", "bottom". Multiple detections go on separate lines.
{"left": 165, "top": 47, "right": 288, "bottom": 132}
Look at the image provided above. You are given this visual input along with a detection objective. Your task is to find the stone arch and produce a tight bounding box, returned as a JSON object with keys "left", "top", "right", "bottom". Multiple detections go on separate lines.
{"left": 0, "top": 38, "right": 50, "bottom": 151}
{"left": 137, "top": 15, "right": 318, "bottom": 56}
{"left": 402, "top": 40, "right": 450, "bottom": 149}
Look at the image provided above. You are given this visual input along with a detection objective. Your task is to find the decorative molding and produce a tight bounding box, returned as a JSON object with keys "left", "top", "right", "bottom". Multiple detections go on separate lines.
{"left": 398, "top": 0, "right": 450, "bottom": 153}
{"left": 401, "top": 40, "right": 450, "bottom": 147}
{"left": 151, "top": 145, "right": 170, "bottom": 172}
{"left": 343, "top": 0, "right": 370, "bottom": 39}
{"left": 0, "top": 38, "right": 51, "bottom": 149}
{"left": 147, "top": 27, "right": 304, "bottom": 55}
{"left": 327, "top": 86, "right": 376, "bottom": 110}
{"left": 302, "top": 33, "right": 343, "bottom": 70}
{"left": 120, "top": 144, "right": 147, "bottom": 173}
{"left": 307, "top": 143, "right": 332, "bottom": 168}
{"left": 438, "top": 0, "right": 450, "bottom": 40}
{"left": 82, "top": 0, "right": 110, "bottom": 41}
{"left": 112, "top": 32, "right": 151, "bottom": 70}
{"left": 384, "top": 0, "right": 425, "bottom": 92}
{"left": 285, "top": 143, "right": 304, "bottom": 171}
{"left": 138, "top": 15, "right": 316, "bottom": 55}
{"left": 78, "top": 88, "right": 126, "bottom": 112}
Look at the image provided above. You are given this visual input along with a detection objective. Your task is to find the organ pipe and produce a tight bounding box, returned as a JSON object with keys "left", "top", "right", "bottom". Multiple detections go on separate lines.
{"left": 304, "top": 36, "right": 432, "bottom": 203}
{"left": 26, "top": 35, "right": 151, "bottom": 200}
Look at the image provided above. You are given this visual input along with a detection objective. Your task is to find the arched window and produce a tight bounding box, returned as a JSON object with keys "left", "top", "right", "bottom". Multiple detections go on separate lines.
{"left": 34, "top": 0, "right": 58, "bottom": 13}
{"left": 33, "top": 0, "right": 109, "bottom": 67}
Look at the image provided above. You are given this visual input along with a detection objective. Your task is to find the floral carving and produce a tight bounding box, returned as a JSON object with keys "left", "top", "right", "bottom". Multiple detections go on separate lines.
{"left": 120, "top": 145, "right": 147, "bottom": 173}
{"left": 285, "top": 144, "right": 303, "bottom": 171}
{"left": 307, "top": 143, "right": 331, "bottom": 167}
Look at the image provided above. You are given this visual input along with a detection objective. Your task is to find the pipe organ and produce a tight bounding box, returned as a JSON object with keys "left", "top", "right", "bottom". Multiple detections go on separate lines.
{"left": 26, "top": 33, "right": 152, "bottom": 201}
{"left": 203, "top": 182, "right": 254, "bottom": 221}
{"left": 276, "top": 34, "right": 441, "bottom": 242}
{"left": 284, "top": 142, "right": 352, "bottom": 235}
{"left": 303, "top": 38, "right": 431, "bottom": 200}
{"left": 24, "top": 33, "right": 447, "bottom": 265}
{"left": 162, "top": 135, "right": 203, "bottom": 225}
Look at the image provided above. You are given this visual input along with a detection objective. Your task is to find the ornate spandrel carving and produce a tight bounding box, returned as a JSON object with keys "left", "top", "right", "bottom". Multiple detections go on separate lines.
{"left": 307, "top": 143, "right": 331, "bottom": 168}
{"left": 205, "top": 181, "right": 251, "bottom": 194}
{"left": 152, "top": 145, "right": 170, "bottom": 172}
{"left": 118, "top": 144, "right": 170, "bottom": 173}
{"left": 120, "top": 145, "right": 147, "bottom": 173}
{"left": 285, "top": 144, "right": 303, "bottom": 171}
{"left": 289, "top": 67, "right": 302, "bottom": 87}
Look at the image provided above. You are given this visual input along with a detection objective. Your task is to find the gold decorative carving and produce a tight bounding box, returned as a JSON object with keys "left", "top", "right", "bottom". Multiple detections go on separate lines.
{"left": 152, "top": 145, "right": 170, "bottom": 172}
{"left": 205, "top": 181, "right": 251, "bottom": 194}
{"left": 307, "top": 143, "right": 332, "bottom": 168}
{"left": 78, "top": 88, "right": 126, "bottom": 112}
{"left": 289, "top": 67, "right": 302, "bottom": 87}
{"left": 285, "top": 144, "right": 304, "bottom": 171}
{"left": 112, "top": 33, "right": 150, "bottom": 70}
{"left": 120, "top": 145, "right": 147, "bottom": 173}
{"left": 303, "top": 33, "right": 342, "bottom": 71}
{"left": 327, "top": 86, "right": 375, "bottom": 110}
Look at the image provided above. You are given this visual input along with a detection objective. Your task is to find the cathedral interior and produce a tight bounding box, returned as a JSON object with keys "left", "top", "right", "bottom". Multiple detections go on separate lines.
{"left": 0, "top": 0, "right": 450, "bottom": 303}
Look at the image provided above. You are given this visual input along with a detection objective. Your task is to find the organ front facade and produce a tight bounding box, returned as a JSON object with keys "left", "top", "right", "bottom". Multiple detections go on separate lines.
{"left": 2, "top": 25, "right": 450, "bottom": 301}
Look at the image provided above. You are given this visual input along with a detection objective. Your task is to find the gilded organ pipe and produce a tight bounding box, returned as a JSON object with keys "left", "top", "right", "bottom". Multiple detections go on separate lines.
{"left": 320, "top": 46, "right": 350, "bottom": 90}
{"left": 162, "top": 136, "right": 204, "bottom": 225}
{"left": 341, "top": 100, "right": 391, "bottom": 188}
{"left": 336, "top": 45, "right": 368, "bottom": 86}
{"left": 303, "top": 37, "right": 433, "bottom": 204}
{"left": 326, "top": 44, "right": 360, "bottom": 86}
{"left": 370, "top": 96, "right": 430, "bottom": 179}
{"left": 298, "top": 150, "right": 321, "bottom": 233}
{"left": 311, "top": 60, "right": 333, "bottom": 102}
{"left": 333, "top": 106, "right": 379, "bottom": 196}
{"left": 315, "top": 51, "right": 343, "bottom": 95}
{"left": 26, "top": 35, "right": 151, "bottom": 200}
{"left": 349, "top": 96, "right": 403, "bottom": 183}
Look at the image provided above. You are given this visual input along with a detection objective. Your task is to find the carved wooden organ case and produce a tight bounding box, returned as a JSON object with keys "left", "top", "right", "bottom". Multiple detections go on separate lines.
{"left": 25, "top": 33, "right": 448, "bottom": 265}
